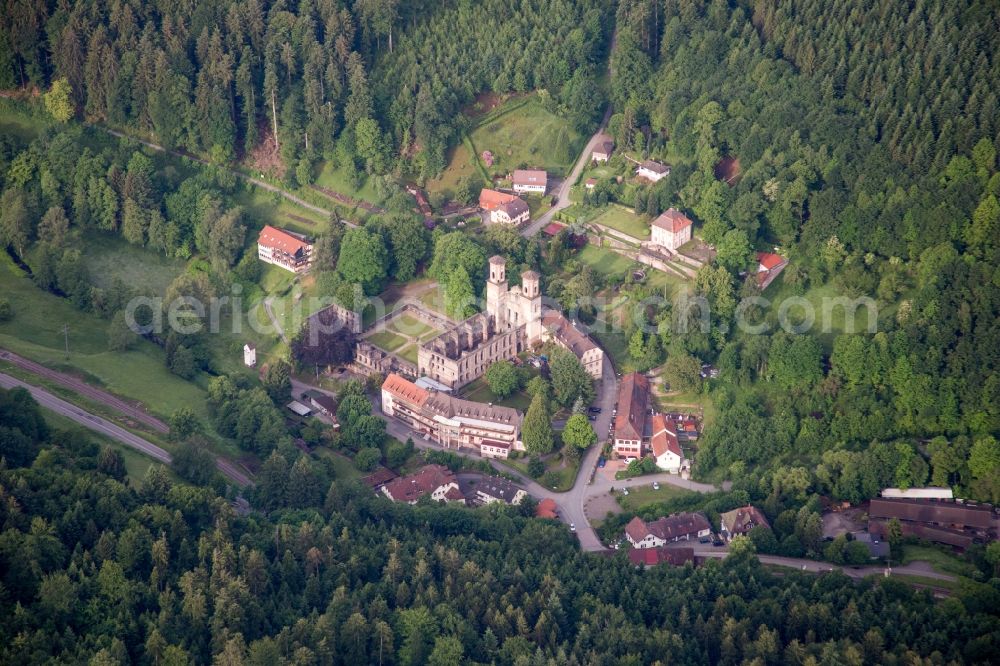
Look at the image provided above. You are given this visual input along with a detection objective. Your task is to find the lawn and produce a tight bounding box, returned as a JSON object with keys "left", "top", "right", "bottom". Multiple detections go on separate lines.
{"left": 458, "top": 375, "right": 533, "bottom": 411}
{"left": 312, "top": 161, "right": 385, "bottom": 207}
{"left": 0, "top": 101, "right": 51, "bottom": 141}
{"left": 469, "top": 97, "right": 585, "bottom": 177}
{"left": 577, "top": 245, "right": 638, "bottom": 279}
{"left": 593, "top": 205, "right": 650, "bottom": 240}
{"left": 425, "top": 140, "right": 479, "bottom": 196}
{"left": 365, "top": 329, "right": 408, "bottom": 352}
{"left": 234, "top": 187, "right": 328, "bottom": 236}
{"left": 900, "top": 544, "right": 978, "bottom": 577}
{"left": 314, "top": 447, "right": 362, "bottom": 480}
{"left": 77, "top": 232, "right": 187, "bottom": 295}
{"left": 615, "top": 482, "right": 698, "bottom": 512}
{"left": 388, "top": 314, "right": 438, "bottom": 338}
{"left": 504, "top": 453, "right": 580, "bottom": 492}
{"left": 752, "top": 277, "right": 881, "bottom": 350}
{"left": 0, "top": 254, "right": 215, "bottom": 426}
{"left": 397, "top": 345, "right": 420, "bottom": 365}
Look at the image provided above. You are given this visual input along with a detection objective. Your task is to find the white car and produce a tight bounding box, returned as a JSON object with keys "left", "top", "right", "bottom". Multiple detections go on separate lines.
{"left": 570, "top": 523, "right": 576, "bottom": 532}
{"left": 622, "top": 488, "right": 629, "bottom": 496}
{"left": 624, "top": 457, "right": 637, "bottom": 464}
{"left": 652, "top": 482, "right": 660, "bottom": 490}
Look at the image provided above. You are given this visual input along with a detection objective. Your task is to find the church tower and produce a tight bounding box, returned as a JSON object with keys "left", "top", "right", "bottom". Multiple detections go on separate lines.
{"left": 486, "top": 255, "right": 507, "bottom": 325}
{"left": 521, "top": 270, "right": 543, "bottom": 342}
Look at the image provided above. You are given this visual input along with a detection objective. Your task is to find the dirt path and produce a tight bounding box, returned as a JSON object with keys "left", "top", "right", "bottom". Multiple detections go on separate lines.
{"left": 100, "top": 128, "right": 360, "bottom": 227}
{"left": 0, "top": 348, "right": 169, "bottom": 433}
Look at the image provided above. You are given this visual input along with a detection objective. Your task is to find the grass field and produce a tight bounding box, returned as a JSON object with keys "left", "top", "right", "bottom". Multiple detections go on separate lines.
{"left": 428, "top": 95, "right": 585, "bottom": 195}
{"left": 425, "top": 141, "right": 479, "bottom": 196}
{"left": 458, "top": 375, "right": 533, "bottom": 411}
{"left": 0, "top": 254, "right": 216, "bottom": 424}
{"left": 234, "top": 187, "right": 328, "bottom": 236}
{"left": 397, "top": 344, "right": 420, "bottom": 365}
{"left": 366, "top": 329, "right": 408, "bottom": 352}
{"left": 593, "top": 206, "right": 650, "bottom": 239}
{"left": 388, "top": 314, "right": 438, "bottom": 338}
{"left": 470, "top": 98, "right": 584, "bottom": 176}
{"left": 78, "top": 232, "right": 187, "bottom": 294}
{"left": 900, "top": 544, "right": 978, "bottom": 577}
{"left": 577, "top": 245, "right": 638, "bottom": 279}
{"left": 616, "top": 483, "right": 698, "bottom": 511}
{"left": 752, "top": 277, "right": 880, "bottom": 350}
{"left": 312, "top": 162, "right": 385, "bottom": 207}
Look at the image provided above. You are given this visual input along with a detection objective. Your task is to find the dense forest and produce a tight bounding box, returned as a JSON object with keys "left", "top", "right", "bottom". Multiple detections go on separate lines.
{"left": 0, "top": 0, "right": 610, "bottom": 182}
{"left": 600, "top": 0, "right": 1000, "bottom": 503}
{"left": 2, "top": 386, "right": 1000, "bottom": 664}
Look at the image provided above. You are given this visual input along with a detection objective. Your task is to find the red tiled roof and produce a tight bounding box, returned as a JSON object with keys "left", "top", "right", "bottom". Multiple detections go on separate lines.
{"left": 541, "top": 310, "right": 597, "bottom": 356}
{"left": 383, "top": 464, "right": 457, "bottom": 502}
{"left": 650, "top": 414, "right": 682, "bottom": 459}
{"left": 628, "top": 546, "right": 695, "bottom": 567}
{"left": 615, "top": 372, "right": 649, "bottom": 441}
{"left": 757, "top": 252, "right": 785, "bottom": 271}
{"left": 536, "top": 498, "right": 558, "bottom": 519}
{"left": 258, "top": 225, "right": 309, "bottom": 255}
{"left": 651, "top": 209, "right": 692, "bottom": 234}
{"left": 479, "top": 188, "right": 518, "bottom": 211}
{"left": 543, "top": 222, "right": 566, "bottom": 236}
{"left": 512, "top": 169, "right": 547, "bottom": 186}
{"left": 585, "top": 178, "right": 597, "bottom": 186}
{"left": 625, "top": 516, "right": 649, "bottom": 543}
{"left": 382, "top": 373, "right": 429, "bottom": 407}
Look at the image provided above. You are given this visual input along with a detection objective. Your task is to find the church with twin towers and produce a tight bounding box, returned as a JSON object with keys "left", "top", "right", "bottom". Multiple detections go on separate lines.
{"left": 418, "top": 255, "right": 603, "bottom": 390}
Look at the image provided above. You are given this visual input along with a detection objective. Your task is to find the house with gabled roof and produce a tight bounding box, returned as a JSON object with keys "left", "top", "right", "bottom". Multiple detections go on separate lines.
{"left": 720, "top": 505, "right": 770, "bottom": 541}
{"left": 625, "top": 513, "right": 712, "bottom": 548}
{"left": 592, "top": 136, "right": 615, "bottom": 162}
{"left": 512, "top": 169, "right": 547, "bottom": 194}
{"left": 257, "top": 225, "right": 313, "bottom": 273}
{"left": 636, "top": 159, "right": 670, "bottom": 182}
{"left": 381, "top": 373, "right": 523, "bottom": 456}
{"left": 649, "top": 414, "right": 683, "bottom": 472}
{"left": 381, "top": 464, "right": 464, "bottom": 504}
{"left": 613, "top": 372, "right": 649, "bottom": 458}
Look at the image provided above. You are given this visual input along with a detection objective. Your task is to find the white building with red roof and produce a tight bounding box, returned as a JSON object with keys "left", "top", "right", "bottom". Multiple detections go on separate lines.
{"left": 381, "top": 374, "right": 523, "bottom": 457}
{"left": 756, "top": 251, "right": 788, "bottom": 289}
{"left": 649, "top": 414, "right": 683, "bottom": 472}
{"left": 625, "top": 513, "right": 712, "bottom": 548}
{"left": 650, "top": 209, "right": 693, "bottom": 251}
{"left": 511, "top": 169, "right": 548, "bottom": 194}
{"left": 257, "top": 225, "right": 314, "bottom": 273}
{"left": 381, "top": 464, "right": 464, "bottom": 504}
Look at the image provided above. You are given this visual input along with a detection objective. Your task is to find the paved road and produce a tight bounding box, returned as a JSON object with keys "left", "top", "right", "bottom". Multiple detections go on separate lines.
{"left": 0, "top": 348, "right": 169, "bottom": 433}
{"left": 0, "top": 372, "right": 253, "bottom": 486}
{"left": 520, "top": 29, "right": 618, "bottom": 239}
{"left": 691, "top": 547, "right": 957, "bottom": 583}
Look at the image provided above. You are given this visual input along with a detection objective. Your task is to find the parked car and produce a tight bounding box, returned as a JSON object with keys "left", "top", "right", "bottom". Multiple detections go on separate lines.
{"left": 588, "top": 414, "right": 597, "bottom": 421}
{"left": 597, "top": 457, "right": 606, "bottom": 468}
{"left": 622, "top": 488, "right": 629, "bottom": 496}
{"left": 652, "top": 482, "right": 660, "bottom": 490}
{"left": 712, "top": 539, "right": 724, "bottom": 547}
{"left": 570, "top": 523, "right": 576, "bottom": 532}
{"left": 588, "top": 406, "right": 602, "bottom": 414}
{"left": 623, "top": 457, "right": 637, "bottom": 464}
{"left": 699, "top": 536, "right": 711, "bottom": 544}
